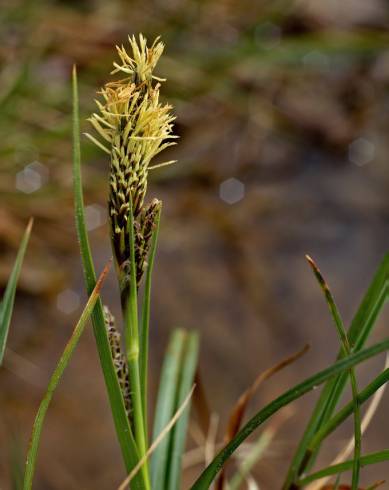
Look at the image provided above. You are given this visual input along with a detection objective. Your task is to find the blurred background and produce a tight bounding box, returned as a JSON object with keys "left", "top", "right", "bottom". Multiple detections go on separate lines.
{"left": 1, "top": 0, "right": 389, "bottom": 488}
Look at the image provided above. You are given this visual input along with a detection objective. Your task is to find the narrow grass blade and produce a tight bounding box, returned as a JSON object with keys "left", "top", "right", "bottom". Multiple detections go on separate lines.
{"left": 190, "top": 338, "right": 389, "bottom": 490}
{"left": 348, "top": 252, "right": 389, "bottom": 348}
{"left": 151, "top": 329, "right": 187, "bottom": 490}
{"left": 0, "top": 218, "right": 32, "bottom": 365}
{"left": 308, "top": 367, "right": 389, "bottom": 459}
{"left": 283, "top": 253, "right": 389, "bottom": 488}
{"left": 166, "top": 331, "right": 199, "bottom": 490}
{"left": 23, "top": 262, "right": 110, "bottom": 490}
{"left": 308, "top": 360, "right": 388, "bottom": 490}
{"left": 305, "top": 256, "right": 361, "bottom": 489}
{"left": 118, "top": 386, "right": 195, "bottom": 490}
{"left": 296, "top": 450, "right": 389, "bottom": 485}
{"left": 72, "top": 66, "right": 144, "bottom": 489}
{"left": 140, "top": 208, "right": 161, "bottom": 439}
{"left": 123, "top": 200, "right": 150, "bottom": 489}
{"left": 333, "top": 474, "right": 341, "bottom": 490}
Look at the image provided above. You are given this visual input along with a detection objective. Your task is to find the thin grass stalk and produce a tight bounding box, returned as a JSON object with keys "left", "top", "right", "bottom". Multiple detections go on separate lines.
{"left": 306, "top": 256, "right": 361, "bottom": 489}
{"left": 296, "top": 450, "right": 389, "bottom": 486}
{"left": 296, "top": 254, "right": 388, "bottom": 483}
{"left": 283, "top": 253, "right": 389, "bottom": 488}
{"left": 190, "top": 338, "right": 389, "bottom": 490}
{"left": 333, "top": 474, "right": 341, "bottom": 490}
{"left": 312, "top": 254, "right": 387, "bottom": 475}
{"left": 307, "top": 367, "right": 389, "bottom": 463}
{"left": 124, "top": 201, "right": 150, "bottom": 489}
{"left": 140, "top": 208, "right": 161, "bottom": 441}
{"left": 307, "top": 366, "right": 388, "bottom": 490}
{"left": 0, "top": 218, "right": 33, "bottom": 365}
{"left": 23, "top": 262, "right": 110, "bottom": 490}
{"left": 126, "top": 351, "right": 149, "bottom": 488}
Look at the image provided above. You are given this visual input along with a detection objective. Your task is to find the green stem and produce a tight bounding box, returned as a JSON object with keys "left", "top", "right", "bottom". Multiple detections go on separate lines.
{"left": 123, "top": 201, "right": 150, "bottom": 490}
{"left": 297, "top": 450, "right": 389, "bottom": 485}
{"left": 305, "top": 257, "right": 361, "bottom": 489}
{"left": 284, "top": 253, "right": 389, "bottom": 488}
{"left": 308, "top": 368, "right": 389, "bottom": 457}
{"left": 127, "top": 350, "right": 150, "bottom": 488}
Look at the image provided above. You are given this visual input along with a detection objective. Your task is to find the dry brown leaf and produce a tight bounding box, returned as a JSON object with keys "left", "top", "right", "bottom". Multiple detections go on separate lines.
{"left": 216, "top": 344, "right": 309, "bottom": 490}
{"left": 226, "top": 344, "right": 309, "bottom": 442}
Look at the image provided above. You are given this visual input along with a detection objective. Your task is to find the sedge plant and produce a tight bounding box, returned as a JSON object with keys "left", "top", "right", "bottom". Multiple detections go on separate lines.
{"left": 1, "top": 34, "right": 389, "bottom": 490}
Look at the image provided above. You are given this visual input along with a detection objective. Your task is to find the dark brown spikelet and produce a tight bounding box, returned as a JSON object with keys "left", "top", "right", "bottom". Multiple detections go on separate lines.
{"left": 103, "top": 306, "right": 133, "bottom": 422}
{"left": 116, "top": 198, "right": 161, "bottom": 306}
{"left": 135, "top": 198, "right": 162, "bottom": 285}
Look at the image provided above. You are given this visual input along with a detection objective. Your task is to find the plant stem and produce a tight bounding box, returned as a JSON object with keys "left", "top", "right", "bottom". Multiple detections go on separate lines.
{"left": 305, "top": 367, "right": 389, "bottom": 463}
{"left": 284, "top": 252, "right": 389, "bottom": 488}
{"left": 296, "top": 450, "right": 389, "bottom": 485}
{"left": 122, "top": 201, "right": 150, "bottom": 490}
{"left": 127, "top": 347, "right": 150, "bottom": 489}
{"left": 305, "top": 256, "right": 361, "bottom": 490}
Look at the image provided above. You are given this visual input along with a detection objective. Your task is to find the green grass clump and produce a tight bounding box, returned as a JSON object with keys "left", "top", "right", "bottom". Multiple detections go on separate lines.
{"left": 1, "top": 34, "right": 388, "bottom": 490}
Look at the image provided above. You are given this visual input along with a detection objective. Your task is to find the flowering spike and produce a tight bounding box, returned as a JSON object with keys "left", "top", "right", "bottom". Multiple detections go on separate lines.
{"left": 88, "top": 34, "right": 175, "bottom": 289}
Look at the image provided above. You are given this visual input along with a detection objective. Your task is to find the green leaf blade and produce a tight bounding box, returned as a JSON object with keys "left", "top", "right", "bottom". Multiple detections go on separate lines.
{"left": 309, "top": 366, "right": 389, "bottom": 452}
{"left": 23, "top": 262, "right": 110, "bottom": 490}
{"left": 0, "top": 218, "right": 32, "bottom": 365}
{"left": 190, "top": 338, "right": 389, "bottom": 490}
{"left": 283, "top": 252, "right": 389, "bottom": 487}
{"left": 305, "top": 256, "right": 362, "bottom": 489}
{"left": 166, "top": 331, "right": 199, "bottom": 490}
{"left": 297, "top": 449, "right": 389, "bottom": 485}
{"left": 151, "top": 329, "right": 187, "bottom": 490}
